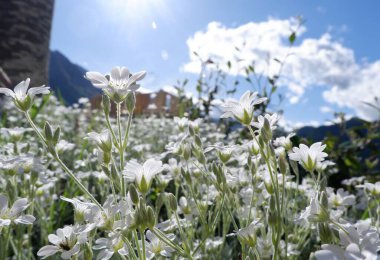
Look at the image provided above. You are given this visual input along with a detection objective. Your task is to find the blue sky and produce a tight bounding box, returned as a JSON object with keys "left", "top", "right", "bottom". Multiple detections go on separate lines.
{"left": 50, "top": 0, "right": 380, "bottom": 127}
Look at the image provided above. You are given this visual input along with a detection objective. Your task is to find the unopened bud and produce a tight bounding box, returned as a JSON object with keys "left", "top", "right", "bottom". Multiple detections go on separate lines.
{"left": 182, "top": 168, "right": 192, "bottom": 184}
{"left": 188, "top": 124, "right": 195, "bottom": 136}
{"left": 102, "top": 95, "right": 111, "bottom": 115}
{"left": 194, "top": 135, "right": 202, "bottom": 147}
{"left": 125, "top": 92, "right": 136, "bottom": 113}
{"left": 129, "top": 184, "right": 139, "bottom": 204}
{"left": 53, "top": 127, "right": 60, "bottom": 145}
{"left": 320, "top": 191, "right": 329, "bottom": 209}
{"left": 146, "top": 206, "right": 156, "bottom": 229}
{"left": 167, "top": 193, "right": 178, "bottom": 212}
{"left": 318, "top": 223, "right": 334, "bottom": 243}
{"left": 44, "top": 122, "right": 53, "bottom": 142}
{"left": 263, "top": 118, "right": 272, "bottom": 140}
{"left": 279, "top": 154, "right": 288, "bottom": 175}
{"left": 182, "top": 143, "right": 191, "bottom": 161}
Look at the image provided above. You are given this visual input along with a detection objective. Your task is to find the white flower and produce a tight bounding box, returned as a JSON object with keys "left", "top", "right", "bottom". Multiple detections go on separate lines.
{"left": 123, "top": 159, "right": 163, "bottom": 193}
{"left": 93, "top": 232, "right": 128, "bottom": 260}
{"left": 298, "top": 197, "right": 330, "bottom": 224}
{"left": 174, "top": 117, "right": 189, "bottom": 132}
{"left": 273, "top": 133, "right": 295, "bottom": 150}
{"left": 237, "top": 223, "right": 258, "bottom": 247}
{"left": 289, "top": 142, "right": 328, "bottom": 172}
{"left": 220, "top": 91, "right": 267, "bottom": 125}
{"left": 0, "top": 78, "right": 50, "bottom": 111}
{"left": 359, "top": 182, "right": 380, "bottom": 197}
{"left": 338, "top": 219, "right": 380, "bottom": 259}
{"left": 37, "top": 225, "right": 87, "bottom": 259}
{"left": 60, "top": 196, "right": 97, "bottom": 223}
{"left": 327, "top": 188, "right": 356, "bottom": 209}
{"left": 314, "top": 244, "right": 361, "bottom": 260}
{"left": 56, "top": 140, "right": 75, "bottom": 153}
{"left": 1, "top": 127, "right": 31, "bottom": 141}
{"left": 86, "top": 130, "right": 112, "bottom": 152}
{"left": 205, "top": 142, "right": 237, "bottom": 163}
{"left": 145, "top": 230, "right": 175, "bottom": 259}
{"left": 85, "top": 66, "right": 146, "bottom": 102}
{"left": 251, "top": 113, "right": 279, "bottom": 131}
{"left": 0, "top": 195, "right": 35, "bottom": 226}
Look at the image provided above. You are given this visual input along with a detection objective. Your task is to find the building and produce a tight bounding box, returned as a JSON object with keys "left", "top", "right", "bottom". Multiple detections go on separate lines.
{"left": 90, "top": 88, "right": 182, "bottom": 117}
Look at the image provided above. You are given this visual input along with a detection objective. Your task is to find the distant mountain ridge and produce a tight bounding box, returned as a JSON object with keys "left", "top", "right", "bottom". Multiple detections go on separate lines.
{"left": 296, "top": 118, "right": 365, "bottom": 141}
{"left": 48, "top": 50, "right": 101, "bottom": 105}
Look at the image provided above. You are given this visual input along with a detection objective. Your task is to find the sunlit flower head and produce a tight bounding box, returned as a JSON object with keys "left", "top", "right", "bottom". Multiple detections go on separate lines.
{"left": 0, "top": 78, "right": 50, "bottom": 111}
{"left": 37, "top": 225, "right": 88, "bottom": 259}
{"left": 85, "top": 66, "right": 146, "bottom": 103}
{"left": 0, "top": 195, "right": 35, "bottom": 227}
{"left": 86, "top": 130, "right": 112, "bottom": 152}
{"left": 220, "top": 91, "right": 267, "bottom": 125}
{"left": 251, "top": 113, "right": 279, "bottom": 131}
{"left": 123, "top": 158, "right": 163, "bottom": 193}
{"left": 289, "top": 142, "right": 328, "bottom": 172}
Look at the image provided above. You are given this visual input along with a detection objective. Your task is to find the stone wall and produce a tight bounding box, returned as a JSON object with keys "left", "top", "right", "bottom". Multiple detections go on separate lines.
{"left": 0, "top": 0, "right": 54, "bottom": 88}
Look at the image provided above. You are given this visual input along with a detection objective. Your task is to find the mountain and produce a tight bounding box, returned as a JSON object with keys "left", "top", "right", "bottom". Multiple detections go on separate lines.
{"left": 296, "top": 117, "right": 365, "bottom": 141}
{"left": 48, "top": 50, "right": 101, "bottom": 105}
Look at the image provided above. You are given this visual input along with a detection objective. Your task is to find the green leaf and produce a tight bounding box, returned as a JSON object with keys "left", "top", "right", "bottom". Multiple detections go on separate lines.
{"left": 289, "top": 32, "right": 296, "bottom": 44}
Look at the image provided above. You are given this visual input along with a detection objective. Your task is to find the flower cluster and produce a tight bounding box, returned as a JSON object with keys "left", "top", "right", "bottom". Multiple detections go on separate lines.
{"left": 0, "top": 70, "right": 379, "bottom": 260}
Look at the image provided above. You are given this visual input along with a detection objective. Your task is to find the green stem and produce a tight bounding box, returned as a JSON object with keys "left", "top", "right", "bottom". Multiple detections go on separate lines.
{"left": 151, "top": 227, "right": 187, "bottom": 257}
{"left": 174, "top": 212, "right": 191, "bottom": 254}
{"left": 24, "top": 112, "right": 104, "bottom": 211}
{"left": 121, "top": 234, "right": 138, "bottom": 260}
{"left": 122, "top": 111, "right": 134, "bottom": 151}
{"left": 140, "top": 229, "right": 146, "bottom": 260}
{"left": 106, "top": 116, "right": 119, "bottom": 147}
{"left": 133, "top": 230, "right": 142, "bottom": 259}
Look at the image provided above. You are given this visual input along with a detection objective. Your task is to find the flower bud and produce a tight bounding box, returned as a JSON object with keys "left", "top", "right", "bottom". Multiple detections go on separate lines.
{"left": 129, "top": 184, "right": 139, "bottom": 204}
{"left": 167, "top": 193, "right": 178, "bottom": 212}
{"left": 289, "top": 160, "right": 299, "bottom": 176}
{"left": 102, "top": 95, "right": 111, "bottom": 115}
{"left": 182, "top": 168, "right": 192, "bottom": 184}
{"left": 318, "top": 223, "right": 334, "bottom": 244}
{"left": 31, "top": 171, "right": 39, "bottom": 184}
{"left": 278, "top": 153, "right": 288, "bottom": 175}
{"left": 44, "top": 122, "right": 53, "bottom": 142}
{"left": 264, "top": 179, "right": 274, "bottom": 194}
{"left": 182, "top": 143, "right": 191, "bottom": 161}
{"left": 53, "top": 127, "right": 61, "bottom": 146}
{"left": 194, "top": 135, "right": 202, "bottom": 147}
{"left": 320, "top": 191, "right": 329, "bottom": 209}
{"left": 250, "top": 160, "right": 257, "bottom": 176}
{"left": 146, "top": 206, "right": 156, "bottom": 229}
{"left": 125, "top": 92, "right": 136, "bottom": 114}
{"left": 188, "top": 124, "right": 195, "bottom": 136}
{"left": 263, "top": 117, "right": 272, "bottom": 140}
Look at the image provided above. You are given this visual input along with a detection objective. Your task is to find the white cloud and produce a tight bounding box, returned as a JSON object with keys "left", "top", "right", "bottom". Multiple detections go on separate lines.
{"left": 320, "top": 106, "right": 333, "bottom": 114}
{"left": 182, "top": 18, "right": 380, "bottom": 121}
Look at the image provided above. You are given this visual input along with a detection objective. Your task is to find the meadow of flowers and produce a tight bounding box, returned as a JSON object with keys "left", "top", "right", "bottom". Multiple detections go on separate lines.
{"left": 0, "top": 66, "right": 379, "bottom": 259}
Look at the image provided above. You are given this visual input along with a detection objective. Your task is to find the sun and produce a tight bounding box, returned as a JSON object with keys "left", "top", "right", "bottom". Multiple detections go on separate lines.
{"left": 98, "top": 0, "right": 168, "bottom": 26}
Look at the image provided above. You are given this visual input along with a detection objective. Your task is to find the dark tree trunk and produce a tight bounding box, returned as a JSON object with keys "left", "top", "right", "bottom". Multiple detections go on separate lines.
{"left": 0, "top": 0, "right": 54, "bottom": 88}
